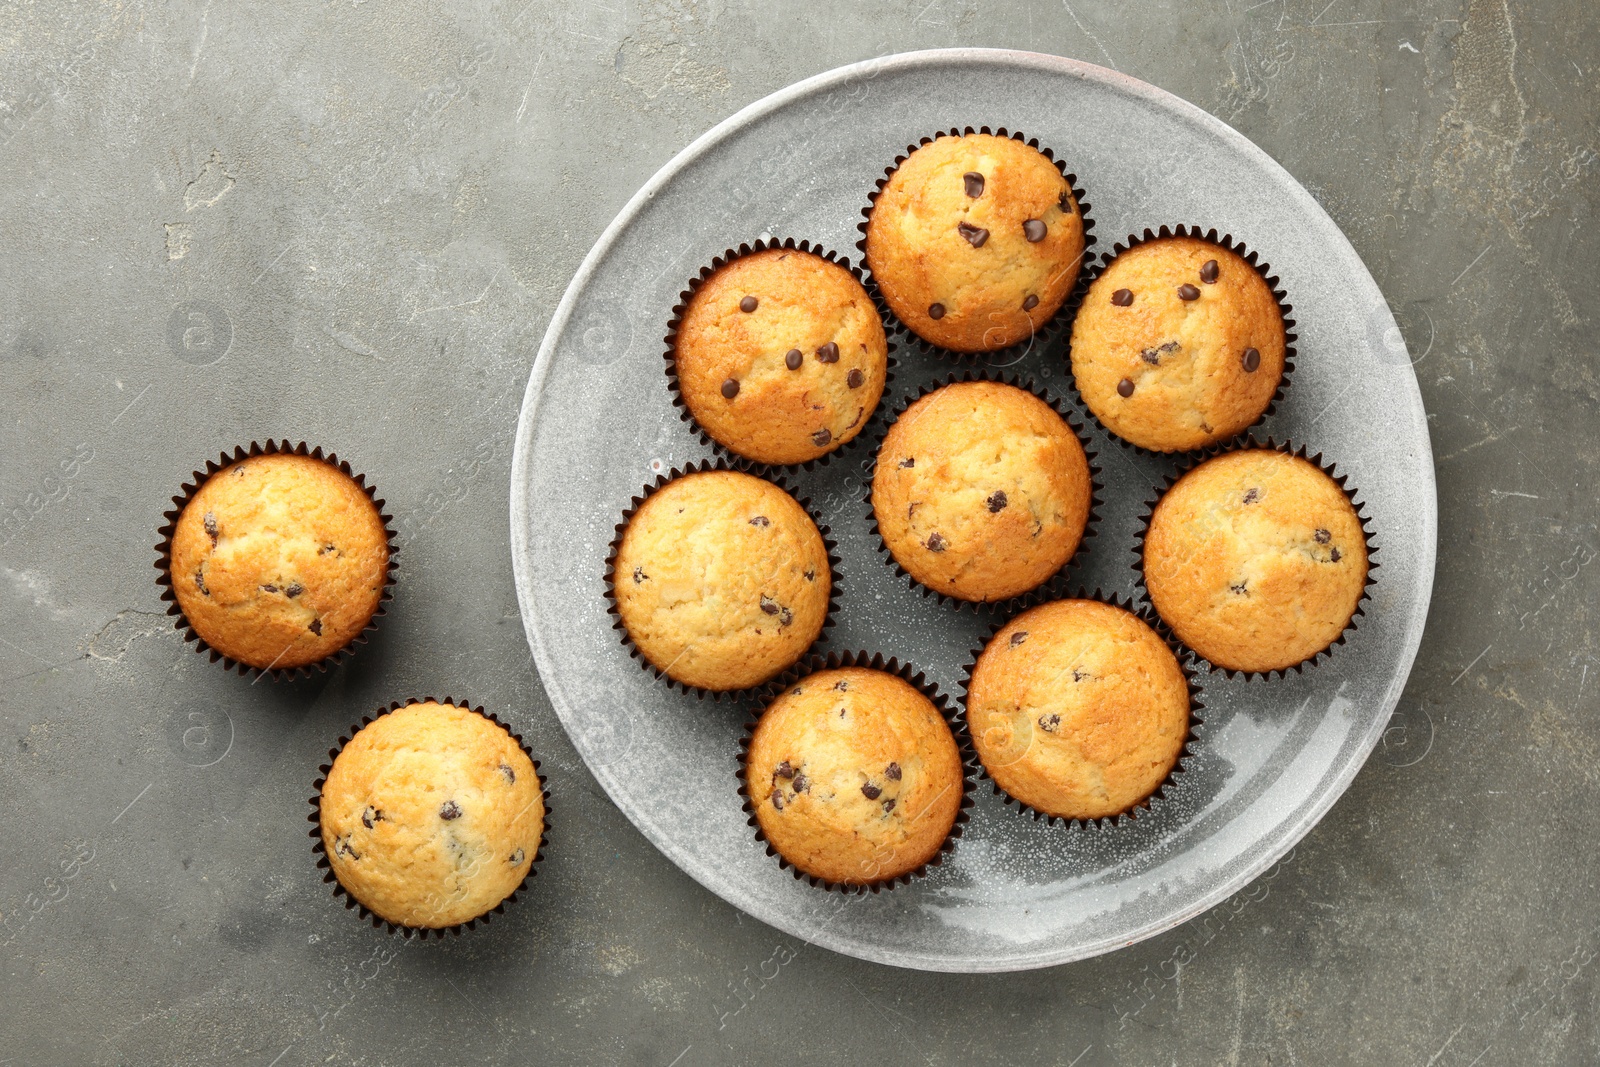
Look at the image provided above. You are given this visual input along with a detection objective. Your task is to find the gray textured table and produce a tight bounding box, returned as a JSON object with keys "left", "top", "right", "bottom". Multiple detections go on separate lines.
{"left": 1, "top": 2, "right": 1595, "bottom": 1064}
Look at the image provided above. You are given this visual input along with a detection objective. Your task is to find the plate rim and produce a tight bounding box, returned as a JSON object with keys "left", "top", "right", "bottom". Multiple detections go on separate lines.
{"left": 509, "top": 46, "right": 1438, "bottom": 972}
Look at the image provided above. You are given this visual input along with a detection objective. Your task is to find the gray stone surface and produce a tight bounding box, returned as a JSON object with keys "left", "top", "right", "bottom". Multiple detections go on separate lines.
{"left": 0, "top": 0, "right": 1594, "bottom": 1064}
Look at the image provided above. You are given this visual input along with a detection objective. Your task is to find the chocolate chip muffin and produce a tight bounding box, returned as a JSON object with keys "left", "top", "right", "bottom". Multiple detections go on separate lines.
{"left": 864, "top": 131, "right": 1085, "bottom": 352}
{"left": 872, "top": 380, "right": 1092, "bottom": 603}
{"left": 1142, "top": 448, "right": 1369, "bottom": 673}
{"left": 1070, "top": 233, "right": 1287, "bottom": 452}
{"left": 318, "top": 701, "right": 544, "bottom": 929}
{"left": 167, "top": 451, "right": 389, "bottom": 670}
{"left": 966, "top": 599, "right": 1191, "bottom": 821}
{"left": 672, "top": 246, "right": 889, "bottom": 466}
{"left": 612, "top": 470, "right": 830, "bottom": 692}
{"left": 747, "top": 666, "right": 963, "bottom": 886}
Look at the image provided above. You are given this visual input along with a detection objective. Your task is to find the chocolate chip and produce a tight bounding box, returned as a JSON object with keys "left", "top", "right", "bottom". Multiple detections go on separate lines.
{"left": 847, "top": 368, "right": 864, "bottom": 389}
{"left": 833, "top": 680, "right": 849, "bottom": 691}
{"left": 779, "top": 607, "right": 793, "bottom": 626}
{"left": 885, "top": 762, "right": 901, "bottom": 781}
{"left": 1117, "top": 378, "right": 1134, "bottom": 398}
{"left": 1200, "top": 259, "right": 1220, "bottom": 284}
{"left": 739, "top": 295, "right": 758, "bottom": 313}
{"left": 791, "top": 773, "right": 809, "bottom": 793}
{"left": 774, "top": 761, "right": 796, "bottom": 780}
{"left": 1243, "top": 488, "right": 1259, "bottom": 504}
{"left": 957, "top": 222, "right": 989, "bottom": 248}
{"left": 1022, "top": 294, "right": 1039, "bottom": 312}
{"left": 510, "top": 848, "right": 525, "bottom": 864}
{"left": 811, "top": 428, "right": 832, "bottom": 447}
{"left": 785, "top": 348, "right": 803, "bottom": 370}
{"left": 260, "top": 583, "right": 279, "bottom": 594}
{"left": 1023, "top": 219, "right": 1047, "bottom": 243}
{"left": 308, "top": 618, "right": 322, "bottom": 635}
{"left": 847, "top": 407, "right": 864, "bottom": 429}
{"left": 285, "top": 582, "right": 303, "bottom": 598}
{"left": 928, "top": 303, "right": 945, "bottom": 320}
{"left": 1242, "top": 347, "right": 1261, "bottom": 372}
{"left": 1178, "top": 284, "right": 1201, "bottom": 301}
{"left": 633, "top": 565, "right": 648, "bottom": 583}
{"left": 1038, "top": 713, "right": 1060, "bottom": 733}
{"left": 1058, "top": 189, "right": 1073, "bottom": 212}
{"left": 963, "top": 171, "right": 985, "bottom": 198}
{"left": 1230, "top": 581, "right": 1248, "bottom": 595}
{"left": 1314, "top": 528, "right": 1331, "bottom": 543}
{"left": 319, "top": 542, "right": 336, "bottom": 555}
{"left": 439, "top": 801, "right": 461, "bottom": 820}
{"left": 721, "top": 378, "right": 740, "bottom": 399}
{"left": 926, "top": 532, "right": 947, "bottom": 552}
{"left": 1010, "top": 631, "right": 1027, "bottom": 648}
{"left": 361, "top": 806, "right": 379, "bottom": 829}
{"left": 1331, "top": 547, "right": 1343, "bottom": 562}
{"left": 1142, "top": 340, "right": 1180, "bottom": 365}
{"left": 987, "top": 491, "right": 1008, "bottom": 513}
{"left": 803, "top": 568, "right": 816, "bottom": 582}
{"left": 771, "top": 792, "right": 785, "bottom": 811}
{"left": 203, "top": 511, "right": 218, "bottom": 543}
{"left": 749, "top": 515, "right": 770, "bottom": 527}
{"left": 759, "top": 595, "right": 780, "bottom": 615}
{"left": 1072, "top": 669, "right": 1089, "bottom": 682}
{"left": 335, "top": 836, "right": 360, "bottom": 860}
{"left": 898, "top": 457, "right": 914, "bottom": 468}
{"left": 816, "top": 341, "right": 840, "bottom": 363}
{"left": 882, "top": 798, "right": 896, "bottom": 813}
{"left": 1112, "top": 288, "right": 1134, "bottom": 307}
{"left": 861, "top": 783, "right": 882, "bottom": 800}
{"left": 498, "top": 764, "right": 516, "bottom": 785}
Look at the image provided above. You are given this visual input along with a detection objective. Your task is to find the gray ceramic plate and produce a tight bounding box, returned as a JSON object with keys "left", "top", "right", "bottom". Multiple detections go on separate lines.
{"left": 509, "top": 49, "right": 1435, "bottom": 972}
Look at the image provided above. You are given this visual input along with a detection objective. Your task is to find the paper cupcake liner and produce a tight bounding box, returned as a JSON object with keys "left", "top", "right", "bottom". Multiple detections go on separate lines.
{"left": 308, "top": 697, "right": 551, "bottom": 939}
{"left": 956, "top": 587, "right": 1205, "bottom": 829}
{"left": 602, "top": 458, "right": 842, "bottom": 702}
{"left": 856, "top": 125, "right": 1098, "bottom": 362}
{"left": 737, "top": 650, "right": 975, "bottom": 893}
{"left": 1064, "top": 224, "right": 1298, "bottom": 456}
{"left": 1131, "top": 436, "right": 1379, "bottom": 680}
{"left": 862, "top": 371, "right": 1103, "bottom": 615}
{"left": 662, "top": 237, "right": 898, "bottom": 474}
{"left": 153, "top": 440, "right": 397, "bottom": 681}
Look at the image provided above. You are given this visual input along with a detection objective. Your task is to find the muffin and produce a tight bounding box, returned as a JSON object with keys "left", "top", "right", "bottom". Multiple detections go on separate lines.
{"left": 1070, "top": 233, "right": 1287, "bottom": 452}
{"left": 318, "top": 701, "right": 545, "bottom": 929}
{"left": 747, "top": 666, "right": 964, "bottom": 886}
{"left": 612, "top": 469, "right": 830, "bottom": 691}
{"left": 167, "top": 450, "right": 389, "bottom": 670}
{"left": 965, "top": 599, "right": 1191, "bottom": 820}
{"left": 672, "top": 246, "right": 889, "bottom": 466}
{"left": 1142, "top": 448, "right": 1369, "bottom": 673}
{"left": 864, "top": 131, "right": 1085, "bottom": 352}
{"left": 872, "top": 380, "right": 1093, "bottom": 603}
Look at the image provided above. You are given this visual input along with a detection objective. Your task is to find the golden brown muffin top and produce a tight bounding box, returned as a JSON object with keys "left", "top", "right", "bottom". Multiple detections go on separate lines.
{"left": 169, "top": 452, "right": 388, "bottom": 670}
{"left": 865, "top": 133, "right": 1084, "bottom": 352}
{"left": 320, "top": 701, "right": 544, "bottom": 929}
{"left": 748, "top": 667, "right": 964, "bottom": 886}
{"left": 967, "top": 599, "right": 1190, "bottom": 821}
{"left": 613, "top": 470, "right": 830, "bottom": 692}
{"left": 674, "top": 248, "right": 888, "bottom": 466}
{"left": 1070, "top": 236, "right": 1286, "bottom": 452}
{"left": 1143, "top": 450, "right": 1369, "bottom": 673}
{"left": 872, "top": 381, "right": 1092, "bottom": 602}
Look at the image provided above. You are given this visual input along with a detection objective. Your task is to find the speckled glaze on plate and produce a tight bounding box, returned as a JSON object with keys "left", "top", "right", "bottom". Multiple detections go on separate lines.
{"left": 509, "top": 49, "right": 1435, "bottom": 972}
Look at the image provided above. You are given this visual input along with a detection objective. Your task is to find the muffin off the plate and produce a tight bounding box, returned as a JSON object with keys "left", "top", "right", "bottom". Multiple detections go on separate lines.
{"left": 169, "top": 452, "right": 389, "bottom": 670}
{"left": 319, "top": 701, "right": 544, "bottom": 929}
